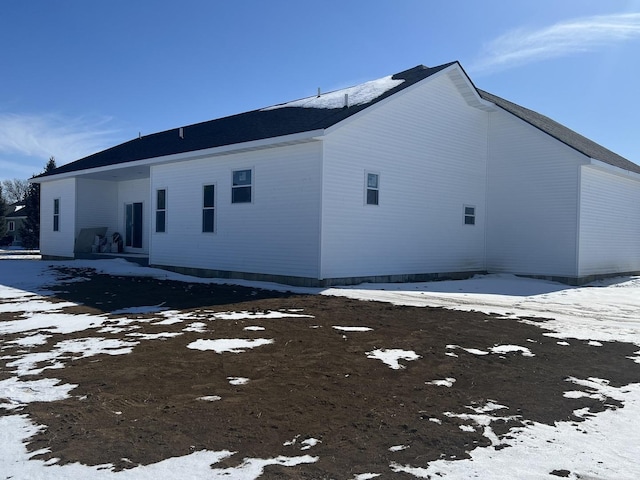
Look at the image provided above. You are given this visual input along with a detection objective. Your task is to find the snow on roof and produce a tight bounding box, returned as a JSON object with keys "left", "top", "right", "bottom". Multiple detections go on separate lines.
{"left": 262, "top": 75, "right": 405, "bottom": 110}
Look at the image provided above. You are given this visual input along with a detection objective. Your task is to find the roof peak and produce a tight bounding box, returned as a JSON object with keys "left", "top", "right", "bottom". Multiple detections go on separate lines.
{"left": 392, "top": 64, "right": 430, "bottom": 76}
{"left": 392, "top": 62, "right": 457, "bottom": 80}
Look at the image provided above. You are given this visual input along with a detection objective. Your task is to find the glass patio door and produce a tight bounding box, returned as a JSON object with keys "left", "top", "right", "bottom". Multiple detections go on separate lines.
{"left": 125, "top": 202, "right": 143, "bottom": 249}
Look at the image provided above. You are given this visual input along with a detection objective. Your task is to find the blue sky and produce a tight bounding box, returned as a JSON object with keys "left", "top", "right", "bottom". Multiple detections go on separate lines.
{"left": 2, "top": 0, "right": 640, "bottom": 181}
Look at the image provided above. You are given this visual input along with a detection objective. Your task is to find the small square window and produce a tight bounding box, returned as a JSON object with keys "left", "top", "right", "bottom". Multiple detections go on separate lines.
{"left": 464, "top": 205, "right": 476, "bottom": 225}
{"left": 232, "top": 169, "right": 252, "bottom": 203}
{"left": 366, "top": 173, "right": 379, "bottom": 205}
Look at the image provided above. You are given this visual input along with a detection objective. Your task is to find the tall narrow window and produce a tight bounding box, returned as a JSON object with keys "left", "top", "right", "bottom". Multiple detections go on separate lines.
{"left": 202, "top": 184, "right": 215, "bottom": 232}
{"left": 125, "top": 203, "right": 143, "bottom": 248}
{"left": 232, "top": 169, "right": 252, "bottom": 203}
{"left": 156, "top": 189, "right": 167, "bottom": 233}
{"left": 366, "top": 172, "right": 379, "bottom": 205}
{"left": 53, "top": 198, "right": 60, "bottom": 231}
{"left": 464, "top": 205, "right": 476, "bottom": 225}
{"left": 8, "top": 221, "right": 15, "bottom": 232}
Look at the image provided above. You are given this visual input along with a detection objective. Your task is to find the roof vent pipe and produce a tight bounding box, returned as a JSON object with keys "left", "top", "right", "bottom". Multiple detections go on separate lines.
{"left": 179, "top": 127, "right": 184, "bottom": 139}
{"left": 317, "top": 87, "right": 321, "bottom": 97}
{"left": 344, "top": 93, "right": 349, "bottom": 108}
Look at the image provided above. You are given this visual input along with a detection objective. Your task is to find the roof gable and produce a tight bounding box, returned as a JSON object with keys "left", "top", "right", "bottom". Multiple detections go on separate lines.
{"left": 479, "top": 90, "right": 640, "bottom": 175}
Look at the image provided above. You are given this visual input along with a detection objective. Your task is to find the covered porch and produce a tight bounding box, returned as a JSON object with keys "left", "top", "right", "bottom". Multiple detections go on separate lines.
{"left": 73, "top": 167, "right": 152, "bottom": 258}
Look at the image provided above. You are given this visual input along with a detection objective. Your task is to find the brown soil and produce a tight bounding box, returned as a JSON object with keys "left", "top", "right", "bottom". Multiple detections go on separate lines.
{"left": 2, "top": 266, "right": 640, "bottom": 478}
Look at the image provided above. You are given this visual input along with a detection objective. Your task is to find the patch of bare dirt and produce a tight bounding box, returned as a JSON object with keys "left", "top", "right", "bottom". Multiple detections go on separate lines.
{"left": 2, "top": 266, "right": 639, "bottom": 478}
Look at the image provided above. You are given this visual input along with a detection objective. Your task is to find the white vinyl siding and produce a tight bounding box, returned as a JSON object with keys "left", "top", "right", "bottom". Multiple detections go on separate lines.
{"left": 39, "top": 178, "right": 76, "bottom": 258}
{"left": 578, "top": 166, "right": 640, "bottom": 276}
{"left": 320, "top": 72, "right": 488, "bottom": 279}
{"left": 150, "top": 141, "right": 322, "bottom": 278}
{"left": 486, "top": 108, "right": 585, "bottom": 277}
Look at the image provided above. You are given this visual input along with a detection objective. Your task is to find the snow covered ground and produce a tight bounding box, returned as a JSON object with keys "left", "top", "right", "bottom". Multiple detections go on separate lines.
{"left": 1, "top": 257, "right": 640, "bottom": 479}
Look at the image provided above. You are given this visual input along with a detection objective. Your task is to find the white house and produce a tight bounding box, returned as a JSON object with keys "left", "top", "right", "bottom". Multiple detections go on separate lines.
{"left": 34, "top": 62, "right": 640, "bottom": 286}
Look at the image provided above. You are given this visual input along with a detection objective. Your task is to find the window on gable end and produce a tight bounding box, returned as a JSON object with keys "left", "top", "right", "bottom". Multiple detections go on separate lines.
{"left": 366, "top": 172, "right": 379, "bottom": 205}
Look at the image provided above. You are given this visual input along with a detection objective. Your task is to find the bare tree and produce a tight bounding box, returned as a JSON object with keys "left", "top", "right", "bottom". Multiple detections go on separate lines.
{"left": 1, "top": 178, "right": 29, "bottom": 203}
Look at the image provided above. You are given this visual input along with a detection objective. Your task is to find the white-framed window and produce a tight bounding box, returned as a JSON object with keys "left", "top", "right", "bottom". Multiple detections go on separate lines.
{"left": 155, "top": 188, "right": 167, "bottom": 233}
{"left": 8, "top": 221, "right": 15, "bottom": 232}
{"left": 232, "top": 169, "right": 252, "bottom": 204}
{"left": 365, "top": 172, "right": 379, "bottom": 205}
{"left": 202, "top": 184, "right": 216, "bottom": 232}
{"left": 53, "top": 198, "right": 60, "bottom": 231}
{"left": 464, "top": 205, "right": 476, "bottom": 225}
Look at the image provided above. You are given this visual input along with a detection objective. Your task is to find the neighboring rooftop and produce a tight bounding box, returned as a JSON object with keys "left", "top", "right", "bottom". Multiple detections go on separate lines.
{"left": 5, "top": 202, "right": 27, "bottom": 219}
{"left": 37, "top": 62, "right": 640, "bottom": 179}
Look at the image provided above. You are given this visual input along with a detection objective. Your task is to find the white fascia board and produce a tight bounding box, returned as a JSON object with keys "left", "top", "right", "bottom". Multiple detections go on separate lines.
{"left": 445, "top": 65, "right": 496, "bottom": 111}
{"left": 323, "top": 63, "right": 494, "bottom": 135}
{"left": 35, "top": 129, "right": 326, "bottom": 183}
{"left": 587, "top": 158, "right": 640, "bottom": 181}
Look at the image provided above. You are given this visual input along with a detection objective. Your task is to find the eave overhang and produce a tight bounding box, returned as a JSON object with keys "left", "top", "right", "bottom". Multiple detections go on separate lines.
{"left": 32, "top": 129, "right": 325, "bottom": 183}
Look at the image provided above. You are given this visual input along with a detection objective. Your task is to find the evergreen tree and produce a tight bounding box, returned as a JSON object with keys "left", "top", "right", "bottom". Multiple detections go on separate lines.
{"left": 45, "top": 157, "right": 57, "bottom": 173}
{"left": 20, "top": 182, "right": 40, "bottom": 249}
{"left": 20, "top": 157, "right": 57, "bottom": 249}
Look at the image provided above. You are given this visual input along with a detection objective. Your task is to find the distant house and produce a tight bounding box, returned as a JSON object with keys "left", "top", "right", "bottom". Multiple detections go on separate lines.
{"left": 1, "top": 201, "right": 27, "bottom": 247}
{"left": 33, "top": 62, "right": 640, "bottom": 286}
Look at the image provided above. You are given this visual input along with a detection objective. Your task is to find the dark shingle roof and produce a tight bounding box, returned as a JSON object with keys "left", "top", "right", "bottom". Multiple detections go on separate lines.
{"left": 38, "top": 63, "right": 455, "bottom": 178}
{"left": 5, "top": 202, "right": 27, "bottom": 219}
{"left": 38, "top": 62, "right": 639, "bottom": 179}
{"left": 478, "top": 89, "right": 640, "bottom": 175}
